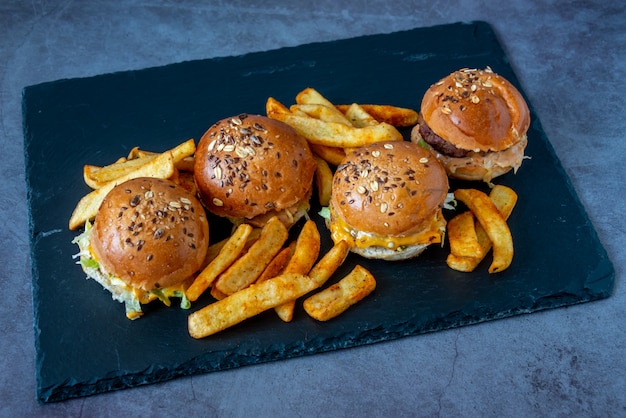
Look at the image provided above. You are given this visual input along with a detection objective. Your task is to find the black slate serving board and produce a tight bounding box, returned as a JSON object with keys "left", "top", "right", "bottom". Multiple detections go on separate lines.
{"left": 23, "top": 21, "right": 614, "bottom": 402}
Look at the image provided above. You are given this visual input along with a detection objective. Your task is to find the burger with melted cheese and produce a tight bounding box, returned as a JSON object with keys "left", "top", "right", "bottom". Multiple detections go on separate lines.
{"left": 194, "top": 114, "right": 316, "bottom": 228}
{"left": 412, "top": 67, "right": 530, "bottom": 183}
{"left": 325, "top": 140, "right": 449, "bottom": 261}
{"left": 73, "top": 177, "right": 209, "bottom": 319}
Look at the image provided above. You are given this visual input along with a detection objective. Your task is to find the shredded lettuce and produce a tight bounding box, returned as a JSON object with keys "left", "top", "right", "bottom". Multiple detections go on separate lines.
{"left": 80, "top": 258, "right": 99, "bottom": 269}
{"left": 318, "top": 207, "right": 330, "bottom": 220}
{"left": 417, "top": 137, "right": 430, "bottom": 150}
{"left": 443, "top": 193, "right": 457, "bottom": 211}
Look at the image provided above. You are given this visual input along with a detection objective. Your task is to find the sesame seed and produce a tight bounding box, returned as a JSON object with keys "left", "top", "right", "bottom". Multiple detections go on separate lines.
{"left": 213, "top": 198, "right": 224, "bottom": 206}
{"left": 383, "top": 143, "right": 394, "bottom": 149}
{"left": 419, "top": 157, "right": 429, "bottom": 163}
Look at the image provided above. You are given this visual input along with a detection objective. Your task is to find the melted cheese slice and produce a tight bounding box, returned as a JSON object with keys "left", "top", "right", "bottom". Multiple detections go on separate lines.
{"left": 329, "top": 204, "right": 446, "bottom": 251}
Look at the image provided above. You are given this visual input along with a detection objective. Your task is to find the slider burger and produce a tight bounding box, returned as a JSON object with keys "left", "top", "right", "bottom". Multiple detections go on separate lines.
{"left": 73, "top": 177, "right": 209, "bottom": 319}
{"left": 194, "top": 114, "right": 316, "bottom": 228}
{"left": 412, "top": 67, "right": 530, "bottom": 183}
{"left": 325, "top": 141, "right": 449, "bottom": 261}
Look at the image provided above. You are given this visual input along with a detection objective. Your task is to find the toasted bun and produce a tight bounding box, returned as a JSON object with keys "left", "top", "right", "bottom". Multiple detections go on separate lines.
{"left": 420, "top": 67, "right": 530, "bottom": 153}
{"left": 91, "top": 177, "right": 209, "bottom": 291}
{"left": 328, "top": 141, "right": 448, "bottom": 260}
{"left": 194, "top": 114, "right": 316, "bottom": 226}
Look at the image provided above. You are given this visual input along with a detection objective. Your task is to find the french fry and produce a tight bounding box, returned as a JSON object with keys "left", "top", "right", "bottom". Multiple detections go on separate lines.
{"left": 86, "top": 139, "right": 195, "bottom": 189}
{"left": 447, "top": 186, "right": 517, "bottom": 272}
{"left": 343, "top": 103, "right": 379, "bottom": 128}
{"left": 255, "top": 246, "right": 293, "bottom": 284}
{"left": 214, "top": 217, "right": 289, "bottom": 295}
{"left": 69, "top": 151, "right": 175, "bottom": 230}
{"left": 188, "top": 273, "right": 317, "bottom": 338}
{"left": 447, "top": 211, "right": 483, "bottom": 258}
{"left": 309, "top": 144, "right": 346, "bottom": 167}
{"left": 210, "top": 285, "right": 229, "bottom": 301}
{"left": 176, "top": 171, "right": 197, "bottom": 195}
{"left": 83, "top": 154, "right": 158, "bottom": 189}
{"left": 274, "top": 220, "right": 321, "bottom": 322}
{"left": 314, "top": 156, "right": 333, "bottom": 207}
{"left": 308, "top": 240, "right": 350, "bottom": 287}
{"left": 186, "top": 223, "right": 253, "bottom": 302}
{"left": 303, "top": 264, "right": 376, "bottom": 321}
{"left": 290, "top": 103, "right": 352, "bottom": 126}
{"left": 489, "top": 184, "right": 518, "bottom": 219}
{"left": 336, "top": 104, "right": 419, "bottom": 127}
{"left": 273, "top": 111, "right": 402, "bottom": 148}
{"left": 295, "top": 88, "right": 344, "bottom": 116}
{"left": 267, "top": 97, "right": 403, "bottom": 148}
{"left": 453, "top": 188, "right": 515, "bottom": 273}
{"left": 176, "top": 156, "right": 195, "bottom": 172}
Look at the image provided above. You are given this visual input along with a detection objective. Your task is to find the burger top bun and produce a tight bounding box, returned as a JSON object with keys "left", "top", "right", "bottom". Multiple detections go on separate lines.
{"left": 91, "top": 177, "right": 209, "bottom": 291}
{"left": 194, "top": 114, "right": 316, "bottom": 221}
{"left": 331, "top": 140, "right": 448, "bottom": 239}
{"left": 420, "top": 67, "right": 530, "bottom": 152}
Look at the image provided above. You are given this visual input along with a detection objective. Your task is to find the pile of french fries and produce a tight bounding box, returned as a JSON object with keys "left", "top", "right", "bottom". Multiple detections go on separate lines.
{"left": 187, "top": 218, "right": 377, "bottom": 338}
{"left": 446, "top": 185, "right": 518, "bottom": 273}
{"left": 69, "top": 138, "right": 197, "bottom": 230}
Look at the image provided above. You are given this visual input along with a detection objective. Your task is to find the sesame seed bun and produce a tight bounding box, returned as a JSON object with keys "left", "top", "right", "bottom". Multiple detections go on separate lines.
{"left": 414, "top": 67, "right": 530, "bottom": 182}
{"left": 328, "top": 141, "right": 449, "bottom": 260}
{"left": 194, "top": 114, "right": 316, "bottom": 228}
{"left": 90, "top": 177, "right": 209, "bottom": 291}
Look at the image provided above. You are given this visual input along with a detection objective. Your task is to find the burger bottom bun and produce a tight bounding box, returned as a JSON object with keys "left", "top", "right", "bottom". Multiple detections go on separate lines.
{"left": 351, "top": 242, "right": 429, "bottom": 261}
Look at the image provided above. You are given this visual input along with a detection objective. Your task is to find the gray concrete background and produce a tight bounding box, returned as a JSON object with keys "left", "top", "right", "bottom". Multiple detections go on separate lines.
{"left": 2, "top": 1, "right": 624, "bottom": 416}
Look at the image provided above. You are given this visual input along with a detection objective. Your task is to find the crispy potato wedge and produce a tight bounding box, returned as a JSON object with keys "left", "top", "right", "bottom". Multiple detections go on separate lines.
{"left": 188, "top": 273, "right": 316, "bottom": 338}
{"left": 255, "top": 246, "right": 293, "bottom": 284}
{"left": 447, "top": 186, "right": 518, "bottom": 272}
{"left": 342, "top": 103, "right": 379, "bottom": 128}
{"left": 453, "top": 188, "right": 515, "bottom": 273}
{"left": 314, "top": 156, "right": 333, "bottom": 207}
{"left": 303, "top": 264, "right": 376, "bottom": 321}
{"left": 83, "top": 139, "right": 195, "bottom": 189}
{"left": 267, "top": 97, "right": 403, "bottom": 148}
{"left": 214, "top": 217, "right": 289, "bottom": 295}
{"left": 186, "top": 223, "right": 253, "bottom": 302}
{"left": 274, "top": 220, "right": 321, "bottom": 322}
{"left": 277, "top": 113, "right": 402, "bottom": 148}
{"left": 336, "top": 104, "right": 419, "bottom": 127}
{"left": 447, "top": 210, "right": 483, "bottom": 258}
{"left": 210, "top": 285, "right": 228, "bottom": 301}
{"left": 69, "top": 151, "right": 175, "bottom": 230}
{"left": 290, "top": 103, "right": 352, "bottom": 126}
{"left": 295, "top": 88, "right": 344, "bottom": 114}
{"left": 309, "top": 144, "right": 346, "bottom": 167}
{"left": 83, "top": 154, "right": 158, "bottom": 189}
{"left": 308, "top": 240, "right": 350, "bottom": 287}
